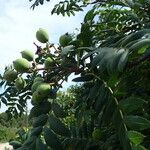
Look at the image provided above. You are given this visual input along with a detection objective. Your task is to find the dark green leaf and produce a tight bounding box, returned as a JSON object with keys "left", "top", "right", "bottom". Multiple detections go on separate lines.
{"left": 124, "top": 116, "right": 150, "bottom": 131}
{"left": 119, "top": 97, "right": 146, "bottom": 114}
{"left": 132, "top": 144, "right": 148, "bottom": 150}
{"left": 1, "top": 97, "right": 7, "bottom": 105}
{"left": 48, "top": 114, "right": 71, "bottom": 137}
{"left": 84, "top": 9, "right": 95, "bottom": 22}
{"left": 72, "top": 74, "right": 94, "bottom": 82}
{"left": 51, "top": 102, "right": 67, "bottom": 118}
{"left": 43, "top": 127, "right": 63, "bottom": 150}
{"left": 36, "top": 138, "right": 47, "bottom": 150}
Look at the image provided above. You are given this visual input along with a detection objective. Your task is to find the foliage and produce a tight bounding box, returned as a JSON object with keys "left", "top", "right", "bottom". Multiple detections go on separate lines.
{"left": 0, "top": 113, "right": 28, "bottom": 128}
{"left": 0, "top": 0, "right": 150, "bottom": 149}
{"left": 0, "top": 113, "right": 29, "bottom": 143}
{"left": 29, "top": 0, "right": 87, "bottom": 16}
{"left": 0, "top": 125, "right": 17, "bottom": 143}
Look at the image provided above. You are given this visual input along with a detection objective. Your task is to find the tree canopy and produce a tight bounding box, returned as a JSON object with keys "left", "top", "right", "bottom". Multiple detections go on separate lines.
{"left": 0, "top": 0, "right": 150, "bottom": 149}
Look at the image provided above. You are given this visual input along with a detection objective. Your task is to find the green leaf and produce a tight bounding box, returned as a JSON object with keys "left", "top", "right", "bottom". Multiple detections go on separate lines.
{"left": 138, "top": 45, "right": 150, "bottom": 54}
{"left": 121, "top": 29, "right": 150, "bottom": 47}
{"left": 94, "top": 86, "right": 110, "bottom": 115}
{"left": 9, "top": 141, "right": 22, "bottom": 149}
{"left": 56, "top": 5, "right": 61, "bottom": 15}
{"left": 43, "top": 127, "right": 63, "bottom": 150}
{"left": 70, "top": 10, "right": 75, "bottom": 16}
{"left": 117, "top": 50, "right": 129, "bottom": 72}
{"left": 119, "top": 97, "right": 146, "bottom": 114}
{"left": 23, "top": 136, "right": 36, "bottom": 148}
{"left": 51, "top": 7, "right": 57, "bottom": 15}
{"left": 118, "top": 123, "right": 132, "bottom": 150}
{"left": 109, "top": 1, "right": 128, "bottom": 7}
{"left": 66, "top": 11, "right": 71, "bottom": 17}
{"left": 106, "top": 49, "right": 125, "bottom": 73}
{"left": 1, "top": 97, "right": 7, "bottom": 105}
{"left": 36, "top": 138, "right": 47, "bottom": 150}
{"left": 102, "top": 98, "right": 117, "bottom": 125}
{"left": 132, "top": 144, "right": 148, "bottom": 150}
{"left": 129, "top": 39, "right": 150, "bottom": 53}
{"left": 48, "top": 114, "right": 71, "bottom": 137}
{"left": 51, "top": 102, "right": 67, "bottom": 118}
{"left": 61, "top": 45, "right": 74, "bottom": 55}
{"left": 32, "top": 114, "right": 48, "bottom": 127}
{"left": 126, "top": 131, "right": 145, "bottom": 145}
{"left": 60, "top": 3, "right": 65, "bottom": 13}
{"left": 91, "top": 48, "right": 110, "bottom": 68}
{"left": 84, "top": 9, "right": 95, "bottom": 22}
{"left": 29, "top": 101, "right": 51, "bottom": 119}
{"left": 91, "top": 47, "right": 128, "bottom": 73}
{"left": 30, "top": 126, "right": 43, "bottom": 137}
{"left": 72, "top": 74, "right": 94, "bottom": 82}
{"left": 124, "top": 116, "right": 150, "bottom": 131}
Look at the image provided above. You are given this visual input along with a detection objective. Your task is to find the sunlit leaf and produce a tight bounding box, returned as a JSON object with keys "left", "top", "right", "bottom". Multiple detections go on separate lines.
{"left": 126, "top": 130, "right": 145, "bottom": 145}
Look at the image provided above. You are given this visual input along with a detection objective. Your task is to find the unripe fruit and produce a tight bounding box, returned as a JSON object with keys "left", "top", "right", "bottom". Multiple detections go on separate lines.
{"left": 13, "top": 58, "right": 30, "bottom": 73}
{"left": 36, "top": 83, "right": 51, "bottom": 98}
{"left": 31, "top": 81, "right": 43, "bottom": 93}
{"left": 59, "top": 33, "right": 72, "bottom": 47}
{"left": 15, "top": 77, "right": 26, "bottom": 90}
{"left": 21, "top": 50, "right": 34, "bottom": 61}
{"left": 36, "top": 28, "right": 49, "bottom": 43}
{"left": 32, "top": 91, "right": 43, "bottom": 104}
{"left": 33, "top": 77, "right": 44, "bottom": 83}
{"left": 92, "top": 128, "right": 102, "bottom": 141}
{"left": 44, "top": 57, "right": 54, "bottom": 68}
{"left": 3, "top": 69, "right": 18, "bottom": 82}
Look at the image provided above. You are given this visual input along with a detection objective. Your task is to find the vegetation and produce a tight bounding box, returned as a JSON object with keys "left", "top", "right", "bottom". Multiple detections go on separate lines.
{"left": 0, "top": 0, "right": 150, "bottom": 149}
{"left": 0, "top": 113, "right": 28, "bottom": 143}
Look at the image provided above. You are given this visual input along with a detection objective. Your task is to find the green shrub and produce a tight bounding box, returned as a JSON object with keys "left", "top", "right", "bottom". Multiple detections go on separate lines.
{"left": 0, "top": 125, "right": 17, "bottom": 142}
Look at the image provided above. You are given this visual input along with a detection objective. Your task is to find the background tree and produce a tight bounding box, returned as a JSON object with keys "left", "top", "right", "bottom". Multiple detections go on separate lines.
{"left": 0, "top": 0, "right": 150, "bottom": 149}
{"left": 0, "top": 113, "right": 28, "bottom": 143}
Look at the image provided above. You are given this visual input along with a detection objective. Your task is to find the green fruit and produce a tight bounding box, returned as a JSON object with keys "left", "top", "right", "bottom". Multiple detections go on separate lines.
{"left": 36, "top": 83, "right": 51, "bottom": 98}
{"left": 15, "top": 77, "right": 26, "bottom": 90}
{"left": 33, "top": 77, "right": 44, "bottom": 83}
{"left": 36, "top": 28, "right": 49, "bottom": 43}
{"left": 13, "top": 58, "right": 30, "bottom": 73}
{"left": 92, "top": 128, "right": 102, "bottom": 141}
{"left": 3, "top": 69, "right": 18, "bottom": 82}
{"left": 31, "top": 81, "right": 43, "bottom": 93}
{"left": 32, "top": 91, "right": 43, "bottom": 104}
{"left": 59, "top": 33, "right": 72, "bottom": 47}
{"left": 44, "top": 57, "right": 54, "bottom": 68}
{"left": 21, "top": 50, "right": 34, "bottom": 61}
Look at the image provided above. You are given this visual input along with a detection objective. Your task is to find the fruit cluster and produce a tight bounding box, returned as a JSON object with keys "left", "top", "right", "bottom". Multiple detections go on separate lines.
{"left": 2, "top": 28, "right": 73, "bottom": 105}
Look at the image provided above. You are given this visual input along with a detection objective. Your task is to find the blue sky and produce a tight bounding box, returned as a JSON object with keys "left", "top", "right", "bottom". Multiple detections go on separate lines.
{"left": 0, "top": 0, "right": 88, "bottom": 112}
{"left": 0, "top": 0, "right": 87, "bottom": 70}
